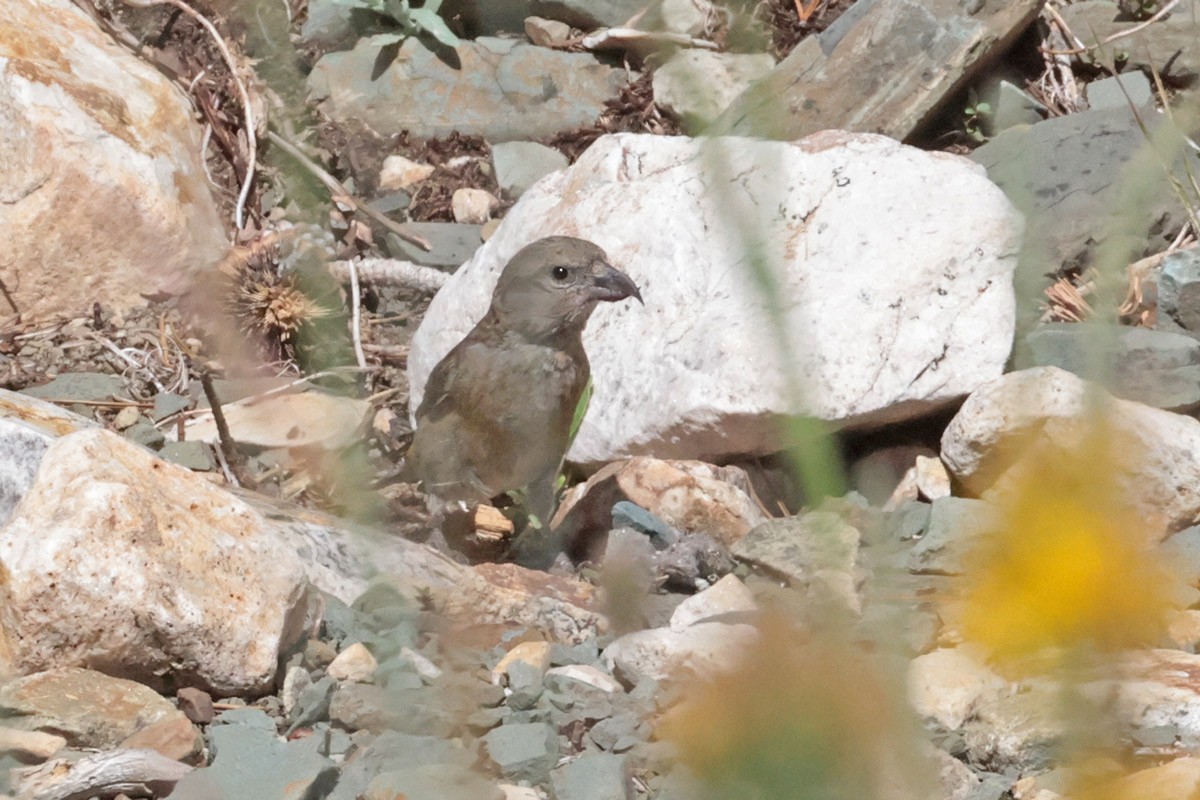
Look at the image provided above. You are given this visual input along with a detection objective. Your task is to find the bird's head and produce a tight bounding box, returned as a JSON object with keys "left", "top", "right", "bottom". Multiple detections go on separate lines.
{"left": 489, "top": 236, "right": 642, "bottom": 341}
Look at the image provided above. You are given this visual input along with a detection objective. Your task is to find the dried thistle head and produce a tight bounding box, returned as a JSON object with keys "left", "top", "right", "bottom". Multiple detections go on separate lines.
{"left": 219, "top": 233, "right": 332, "bottom": 358}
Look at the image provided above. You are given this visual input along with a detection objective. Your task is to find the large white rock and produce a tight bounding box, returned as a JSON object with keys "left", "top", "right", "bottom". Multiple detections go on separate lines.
{"left": 0, "top": 421, "right": 608, "bottom": 692}
{"left": 941, "top": 366, "right": 1200, "bottom": 531}
{"left": 409, "top": 132, "right": 1021, "bottom": 466}
{"left": 0, "top": 429, "right": 312, "bottom": 695}
{"left": 0, "top": 0, "right": 227, "bottom": 321}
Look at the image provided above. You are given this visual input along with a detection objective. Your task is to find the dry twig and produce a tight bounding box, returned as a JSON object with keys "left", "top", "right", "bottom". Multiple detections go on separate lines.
{"left": 118, "top": 0, "right": 258, "bottom": 230}
{"left": 266, "top": 130, "right": 431, "bottom": 250}
{"left": 328, "top": 258, "right": 448, "bottom": 294}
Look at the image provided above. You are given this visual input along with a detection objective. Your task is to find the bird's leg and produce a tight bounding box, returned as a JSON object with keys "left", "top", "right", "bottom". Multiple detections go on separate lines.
{"left": 509, "top": 475, "right": 568, "bottom": 569}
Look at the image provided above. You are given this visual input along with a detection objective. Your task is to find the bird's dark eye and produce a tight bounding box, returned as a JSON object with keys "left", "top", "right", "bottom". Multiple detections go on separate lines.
{"left": 551, "top": 266, "right": 569, "bottom": 281}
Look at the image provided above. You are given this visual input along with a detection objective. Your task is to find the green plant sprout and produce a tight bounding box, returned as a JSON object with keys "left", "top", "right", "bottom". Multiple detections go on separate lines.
{"left": 328, "top": 0, "right": 461, "bottom": 48}
{"left": 963, "top": 88, "right": 993, "bottom": 143}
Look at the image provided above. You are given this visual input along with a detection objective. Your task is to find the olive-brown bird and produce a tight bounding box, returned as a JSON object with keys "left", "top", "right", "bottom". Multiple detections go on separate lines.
{"left": 405, "top": 236, "right": 642, "bottom": 541}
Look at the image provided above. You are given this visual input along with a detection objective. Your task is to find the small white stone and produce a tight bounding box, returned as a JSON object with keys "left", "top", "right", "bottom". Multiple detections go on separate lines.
{"left": 399, "top": 646, "right": 442, "bottom": 681}
{"left": 669, "top": 574, "right": 756, "bottom": 631}
{"left": 379, "top": 155, "right": 435, "bottom": 191}
{"left": 327, "top": 642, "right": 378, "bottom": 683}
{"left": 451, "top": 188, "right": 499, "bottom": 224}
{"left": 524, "top": 16, "right": 571, "bottom": 47}
{"left": 112, "top": 406, "right": 141, "bottom": 430}
{"left": 545, "top": 664, "right": 622, "bottom": 694}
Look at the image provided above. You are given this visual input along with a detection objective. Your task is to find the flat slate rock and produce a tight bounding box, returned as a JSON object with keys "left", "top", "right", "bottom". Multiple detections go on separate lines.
{"left": 708, "top": 0, "right": 1042, "bottom": 141}
{"left": 308, "top": 36, "right": 628, "bottom": 142}
{"left": 1022, "top": 322, "right": 1200, "bottom": 411}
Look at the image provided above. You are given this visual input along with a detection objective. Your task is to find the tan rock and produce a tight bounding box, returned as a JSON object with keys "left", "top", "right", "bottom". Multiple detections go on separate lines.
{"left": 118, "top": 715, "right": 201, "bottom": 763}
{"left": 942, "top": 367, "right": 1200, "bottom": 532}
{"left": 0, "top": 429, "right": 313, "bottom": 695}
{"left": 524, "top": 16, "right": 571, "bottom": 47}
{"left": 669, "top": 574, "right": 756, "bottom": 631}
{"left": 602, "top": 621, "right": 758, "bottom": 682}
{"left": 1094, "top": 757, "right": 1200, "bottom": 799}
{"left": 181, "top": 392, "right": 370, "bottom": 450}
{"left": 491, "top": 641, "right": 552, "bottom": 685}
{"left": 552, "top": 457, "right": 769, "bottom": 555}
{"left": 378, "top": 154, "right": 435, "bottom": 191}
{"left": 907, "top": 647, "right": 1008, "bottom": 730}
{"left": 0, "top": 667, "right": 185, "bottom": 749}
{"left": 327, "top": 642, "right": 379, "bottom": 683}
{"left": 451, "top": 188, "right": 499, "bottom": 224}
{"left": 0, "top": 0, "right": 227, "bottom": 322}
{"left": 0, "top": 727, "right": 66, "bottom": 763}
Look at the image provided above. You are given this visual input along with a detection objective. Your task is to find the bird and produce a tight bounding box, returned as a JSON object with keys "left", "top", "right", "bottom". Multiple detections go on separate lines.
{"left": 404, "top": 235, "right": 642, "bottom": 561}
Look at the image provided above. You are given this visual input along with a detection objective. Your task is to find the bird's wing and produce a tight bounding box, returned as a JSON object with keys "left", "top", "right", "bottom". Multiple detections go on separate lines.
{"left": 414, "top": 338, "right": 472, "bottom": 425}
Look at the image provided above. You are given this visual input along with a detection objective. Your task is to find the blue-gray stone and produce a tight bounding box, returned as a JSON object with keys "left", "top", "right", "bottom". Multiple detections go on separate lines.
{"left": 385, "top": 224, "right": 485, "bottom": 268}
{"left": 212, "top": 707, "right": 276, "bottom": 732}
{"left": 151, "top": 392, "right": 192, "bottom": 421}
{"left": 158, "top": 441, "right": 215, "bottom": 471}
{"left": 551, "top": 754, "right": 631, "bottom": 800}
{"left": 123, "top": 422, "right": 165, "bottom": 449}
{"left": 287, "top": 675, "right": 336, "bottom": 734}
{"left": 365, "top": 764, "right": 504, "bottom": 800}
{"left": 483, "top": 722, "right": 558, "bottom": 783}
{"left": 492, "top": 141, "right": 568, "bottom": 198}
{"left": 908, "top": 497, "right": 1000, "bottom": 576}
{"left": 21, "top": 372, "right": 126, "bottom": 403}
{"left": 173, "top": 719, "right": 336, "bottom": 800}
{"left": 550, "top": 639, "right": 601, "bottom": 667}
{"left": 886, "top": 500, "right": 931, "bottom": 541}
{"left": 505, "top": 661, "right": 544, "bottom": 711}
{"left": 328, "top": 730, "right": 474, "bottom": 800}
{"left": 611, "top": 501, "right": 679, "bottom": 548}
{"left": 1160, "top": 249, "right": 1200, "bottom": 334}
{"left": 1087, "top": 72, "right": 1152, "bottom": 111}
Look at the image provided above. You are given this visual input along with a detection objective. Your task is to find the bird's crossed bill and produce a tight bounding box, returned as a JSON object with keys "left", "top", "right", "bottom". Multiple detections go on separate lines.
{"left": 405, "top": 235, "right": 642, "bottom": 564}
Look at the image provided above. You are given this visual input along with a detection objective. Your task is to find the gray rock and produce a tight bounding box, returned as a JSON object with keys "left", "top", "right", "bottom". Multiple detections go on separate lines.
{"left": 297, "top": 0, "right": 384, "bottom": 57}
{"left": 385, "top": 223, "right": 485, "bottom": 268}
{"left": 1159, "top": 526, "right": 1200, "bottom": 585}
{"left": 365, "top": 764, "right": 504, "bottom": 800}
{"left": 652, "top": 50, "right": 774, "bottom": 129}
{"left": 491, "top": 141, "right": 568, "bottom": 198}
{"left": 0, "top": 667, "right": 185, "bottom": 749}
{"left": 1087, "top": 71, "right": 1152, "bottom": 111}
{"left": 0, "top": 390, "right": 97, "bottom": 526}
{"left": 20, "top": 372, "right": 127, "bottom": 403}
{"left": 171, "top": 716, "right": 337, "bottom": 800}
{"left": 440, "top": 0, "right": 647, "bottom": 32}
{"left": 151, "top": 392, "right": 191, "bottom": 421}
{"left": 732, "top": 511, "right": 860, "bottom": 599}
{"left": 551, "top": 753, "right": 631, "bottom": 800}
{"left": 1159, "top": 249, "right": 1200, "bottom": 333}
{"left": 708, "top": 0, "right": 1042, "bottom": 141}
{"left": 588, "top": 713, "right": 640, "bottom": 751}
{"left": 124, "top": 421, "right": 166, "bottom": 449}
{"left": 550, "top": 639, "right": 601, "bottom": 667}
{"left": 886, "top": 500, "right": 931, "bottom": 541}
{"left": 287, "top": 675, "right": 336, "bottom": 733}
{"left": 212, "top": 707, "right": 277, "bottom": 732}
{"left": 1061, "top": 0, "right": 1200, "bottom": 80}
{"left": 506, "top": 660, "right": 545, "bottom": 711}
{"left": 308, "top": 36, "right": 628, "bottom": 142}
{"left": 158, "top": 440, "right": 215, "bottom": 471}
{"left": 328, "top": 730, "right": 474, "bottom": 800}
{"left": 908, "top": 497, "right": 1001, "bottom": 576}
{"left": 1022, "top": 322, "right": 1200, "bottom": 410}
{"left": 971, "top": 102, "right": 1182, "bottom": 296}
{"left": 988, "top": 79, "right": 1044, "bottom": 133}
{"left": 611, "top": 501, "right": 678, "bottom": 548}
{"left": 483, "top": 721, "right": 558, "bottom": 783}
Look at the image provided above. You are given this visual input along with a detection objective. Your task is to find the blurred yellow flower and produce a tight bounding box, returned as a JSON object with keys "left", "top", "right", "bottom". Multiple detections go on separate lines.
{"left": 659, "top": 616, "right": 931, "bottom": 800}
{"left": 958, "top": 428, "right": 1178, "bottom": 667}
